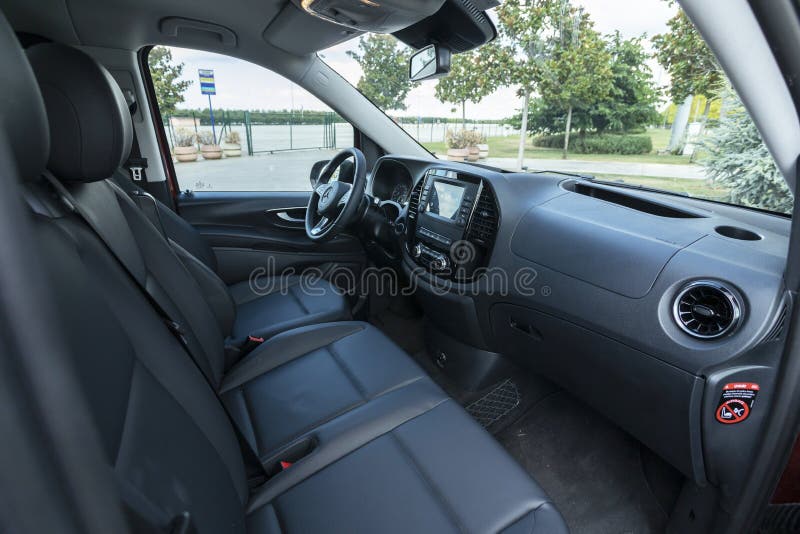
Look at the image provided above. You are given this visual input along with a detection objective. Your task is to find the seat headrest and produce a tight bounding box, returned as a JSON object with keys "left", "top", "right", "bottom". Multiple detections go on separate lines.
{"left": 0, "top": 16, "right": 49, "bottom": 180}
{"left": 27, "top": 43, "right": 132, "bottom": 183}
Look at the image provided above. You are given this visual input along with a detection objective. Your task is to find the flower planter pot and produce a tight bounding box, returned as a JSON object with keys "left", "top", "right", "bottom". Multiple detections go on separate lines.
{"left": 201, "top": 144, "right": 223, "bottom": 160}
{"left": 221, "top": 142, "right": 242, "bottom": 157}
{"left": 477, "top": 143, "right": 489, "bottom": 159}
{"left": 467, "top": 146, "right": 480, "bottom": 162}
{"left": 174, "top": 146, "right": 198, "bottom": 163}
{"left": 446, "top": 148, "right": 469, "bottom": 161}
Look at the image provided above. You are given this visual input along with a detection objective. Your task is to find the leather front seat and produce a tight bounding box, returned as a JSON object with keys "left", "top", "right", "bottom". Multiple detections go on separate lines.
{"left": 110, "top": 176, "right": 352, "bottom": 346}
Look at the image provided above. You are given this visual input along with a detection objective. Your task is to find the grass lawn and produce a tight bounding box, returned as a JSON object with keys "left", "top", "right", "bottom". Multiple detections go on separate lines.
{"left": 422, "top": 128, "right": 693, "bottom": 165}
{"left": 591, "top": 174, "right": 731, "bottom": 201}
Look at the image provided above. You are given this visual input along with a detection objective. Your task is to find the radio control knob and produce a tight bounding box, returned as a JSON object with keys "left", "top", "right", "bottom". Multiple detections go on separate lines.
{"left": 431, "top": 254, "right": 449, "bottom": 271}
{"left": 412, "top": 243, "right": 422, "bottom": 258}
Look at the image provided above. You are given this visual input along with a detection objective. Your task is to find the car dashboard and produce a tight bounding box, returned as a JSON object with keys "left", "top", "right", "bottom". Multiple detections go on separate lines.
{"left": 365, "top": 154, "right": 790, "bottom": 496}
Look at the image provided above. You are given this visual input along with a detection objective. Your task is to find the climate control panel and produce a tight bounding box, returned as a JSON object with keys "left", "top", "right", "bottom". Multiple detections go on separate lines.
{"left": 412, "top": 242, "right": 450, "bottom": 272}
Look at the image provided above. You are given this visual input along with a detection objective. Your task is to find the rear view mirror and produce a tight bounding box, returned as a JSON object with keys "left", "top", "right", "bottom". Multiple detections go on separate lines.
{"left": 409, "top": 44, "right": 451, "bottom": 82}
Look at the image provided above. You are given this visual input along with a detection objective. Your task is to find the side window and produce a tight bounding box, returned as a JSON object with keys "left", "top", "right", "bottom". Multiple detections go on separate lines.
{"left": 146, "top": 46, "right": 354, "bottom": 192}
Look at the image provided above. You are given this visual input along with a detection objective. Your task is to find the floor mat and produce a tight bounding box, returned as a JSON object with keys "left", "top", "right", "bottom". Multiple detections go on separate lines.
{"left": 466, "top": 379, "right": 521, "bottom": 428}
{"left": 369, "top": 301, "right": 558, "bottom": 433}
{"left": 497, "top": 391, "right": 670, "bottom": 534}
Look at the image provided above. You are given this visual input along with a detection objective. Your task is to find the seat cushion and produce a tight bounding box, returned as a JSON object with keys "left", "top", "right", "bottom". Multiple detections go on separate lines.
{"left": 228, "top": 276, "right": 351, "bottom": 344}
{"left": 221, "top": 322, "right": 429, "bottom": 458}
{"left": 245, "top": 399, "right": 569, "bottom": 534}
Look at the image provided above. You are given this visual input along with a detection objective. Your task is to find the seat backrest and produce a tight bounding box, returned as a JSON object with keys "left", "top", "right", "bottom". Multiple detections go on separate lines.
{"left": 2, "top": 19, "right": 250, "bottom": 533}
{"left": 0, "top": 17, "right": 133, "bottom": 534}
{"left": 111, "top": 171, "right": 220, "bottom": 273}
{"left": 111, "top": 171, "right": 236, "bottom": 335}
{"left": 27, "top": 185, "right": 251, "bottom": 531}
{"left": 26, "top": 43, "right": 234, "bottom": 386}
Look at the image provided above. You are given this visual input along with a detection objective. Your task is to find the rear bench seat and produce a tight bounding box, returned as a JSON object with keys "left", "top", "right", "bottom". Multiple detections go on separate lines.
{"left": 8, "top": 21, "right": 568, "bottom": 534}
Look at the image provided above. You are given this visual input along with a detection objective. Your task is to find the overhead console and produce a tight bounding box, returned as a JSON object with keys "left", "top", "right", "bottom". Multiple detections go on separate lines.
{"left": 270, "top": 0, "right": 496, "bottom": 56}
{"left": 268, "top": 0, "right": 450, "bottom": 54}
{"left": 290, "top": 0, "right": 445, "bottom": 33}
{"left": 407, "top": 168, "right": 498, "bottom": 280}
{"left": 394, "top": 0, "right": 498, "bottom": 53}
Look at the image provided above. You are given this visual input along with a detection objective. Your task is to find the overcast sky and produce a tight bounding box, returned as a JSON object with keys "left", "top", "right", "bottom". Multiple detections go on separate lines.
{"left": 171, "top": 0, "right": 677, "bottom": 121}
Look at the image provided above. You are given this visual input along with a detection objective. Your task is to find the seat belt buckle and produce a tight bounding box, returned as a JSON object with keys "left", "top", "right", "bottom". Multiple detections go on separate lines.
{"left": 237, "top": 335, "right": 264, "bottom": 357}
{"left": 130, "top": 166, "right": 144, "bottom": 181}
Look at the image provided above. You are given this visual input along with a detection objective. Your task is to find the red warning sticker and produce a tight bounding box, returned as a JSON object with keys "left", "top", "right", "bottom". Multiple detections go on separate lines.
{"left": 715, "top": 383, "right": 759, "bottom": 424}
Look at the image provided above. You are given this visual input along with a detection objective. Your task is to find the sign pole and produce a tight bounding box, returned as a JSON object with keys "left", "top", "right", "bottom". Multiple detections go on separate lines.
{"left": 198, "top": 68, "right": 217, "bottom": 143}
{"left": 208, "top": 93, "right": 216, "bottom": 144}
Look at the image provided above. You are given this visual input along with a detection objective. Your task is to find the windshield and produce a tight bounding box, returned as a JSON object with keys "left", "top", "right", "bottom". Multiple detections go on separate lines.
{"left": 319, "top": 0, "right": 793, "bottom": 215}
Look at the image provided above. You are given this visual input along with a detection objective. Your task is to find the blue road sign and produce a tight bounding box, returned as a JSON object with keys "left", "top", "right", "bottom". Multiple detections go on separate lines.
{"left": 199, "top": 69, "right": 216, "bottom": 95}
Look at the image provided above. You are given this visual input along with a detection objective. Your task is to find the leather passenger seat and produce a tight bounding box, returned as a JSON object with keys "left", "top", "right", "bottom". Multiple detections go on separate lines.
{"left": 9, "top": 22, "right": 569, "bottom": 534}
{"left": 111, "top": 171, "right": 352, "bottom": 347}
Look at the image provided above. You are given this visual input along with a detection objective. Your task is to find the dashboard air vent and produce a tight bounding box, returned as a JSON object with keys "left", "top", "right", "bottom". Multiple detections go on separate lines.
{"left": 466, "top": 185, "right": 499, "bottom": 246}
{"left": 407, "top": 179, "right": 424, "bottom": 222}
{"left": 673, "top": 281, "right": 742, "bottom": 340}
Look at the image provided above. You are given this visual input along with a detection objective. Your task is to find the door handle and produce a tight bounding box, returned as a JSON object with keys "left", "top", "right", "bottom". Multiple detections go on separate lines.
{"left": 266, "top": 207, "right": 307, "bottom": 224}
{"left": 276, "top": 211, "right": 306, "bottom": 223}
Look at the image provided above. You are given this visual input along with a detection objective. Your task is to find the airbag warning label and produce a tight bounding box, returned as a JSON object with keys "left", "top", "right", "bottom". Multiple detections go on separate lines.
{"left": 715, "top": 383, "right": 759, "bottom": 425}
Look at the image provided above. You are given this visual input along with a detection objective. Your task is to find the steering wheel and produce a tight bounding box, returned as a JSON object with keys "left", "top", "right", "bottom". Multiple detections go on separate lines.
{"left": 305, "top": 147, "right": 367, "bottom": 242}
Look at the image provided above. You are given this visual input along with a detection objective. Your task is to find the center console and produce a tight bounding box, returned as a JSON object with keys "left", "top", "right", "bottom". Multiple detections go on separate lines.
{"left": 407, "top": 168, "right": 498, "bottom": 280}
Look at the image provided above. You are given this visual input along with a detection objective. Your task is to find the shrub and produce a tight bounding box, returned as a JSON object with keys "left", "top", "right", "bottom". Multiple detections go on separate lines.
{"left": 174, "top": 128, "right": 195, "bottom": 147}
{"left": 532, "top": 133, "right": 652, "bottom": 155}
{"left": 224, "top": 131, "right": 241, "bottom": 144}
{"left": 702, "top": 94, "right": 793, "bottom": 213}
{"left": 445, "top": 129, "right": 482, "bottom": 149}
{"left": 462, "top": 129, "right": 482, "bottom": 147}
{"left": 196, "top": 131, "right": 216, "bottom": 145}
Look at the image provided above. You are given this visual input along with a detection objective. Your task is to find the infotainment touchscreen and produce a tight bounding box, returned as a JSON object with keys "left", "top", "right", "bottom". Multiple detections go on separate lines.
{"left": 425, "top": 180, "right": 465, "bottom": 220}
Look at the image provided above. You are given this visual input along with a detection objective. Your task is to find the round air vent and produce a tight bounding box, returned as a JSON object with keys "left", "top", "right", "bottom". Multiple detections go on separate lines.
{"left": 672, "top": 281, "right": 742, "bottom": 340}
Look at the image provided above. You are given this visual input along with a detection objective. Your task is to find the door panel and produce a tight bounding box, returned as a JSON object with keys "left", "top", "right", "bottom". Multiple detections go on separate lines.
{"left": 178, "top": 191, "right": 365, "bottom": 285}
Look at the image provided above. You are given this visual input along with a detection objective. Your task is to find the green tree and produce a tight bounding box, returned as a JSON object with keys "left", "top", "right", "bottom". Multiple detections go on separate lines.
{"left": 703, "top": 90, "right": 793, "bottom": 213}
{"left": 652, "top": 6, "right": 722, "bottom": 118}
{"left": 434, "top": 47, "right": 499, "bottom": 129}
{"left": 590, "top": 32, "right": 659, "bottom": 133}
{"left": 516, "top": 32, "right": 659, "bottom": 137}
{"left": 346, "top": 35, "right": 416, "bottom": 111}
{"left": 494, "top": 0, "right": 565, "bottom": 169}
{"left": 148, "top": 46, "right": 191, "bottom": 116}
{"left": 538, "top": 12, "right": 613, "bottom": 158}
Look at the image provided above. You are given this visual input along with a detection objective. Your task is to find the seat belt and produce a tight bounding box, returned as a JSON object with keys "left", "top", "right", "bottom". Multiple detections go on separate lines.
{"left": 125, "top": 129, "right": 149, "bottom": 183}
{"left": 41, "top": 171, "right": 269, "bottom": 489}
{"left": 110, "top": 169, "right": 169, "bottom": 240}
{"left": 122, "top": 90, "right": 148, "bottom": 183}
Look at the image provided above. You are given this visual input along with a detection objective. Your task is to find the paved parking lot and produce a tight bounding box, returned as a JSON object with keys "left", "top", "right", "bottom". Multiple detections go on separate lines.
{"left": 173, "top": 148, "right": 339, "bottom": 191}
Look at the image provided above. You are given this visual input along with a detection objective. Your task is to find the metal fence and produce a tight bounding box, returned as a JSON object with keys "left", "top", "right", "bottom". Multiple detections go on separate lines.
{"left": 397, "top": 121, "right": 514, "bottom": 144}
{"left": 164, "top": 111, "right": 513, "bottom": 156}
{"left": 164, "top": 111, "right": 351, "bottom": 156}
